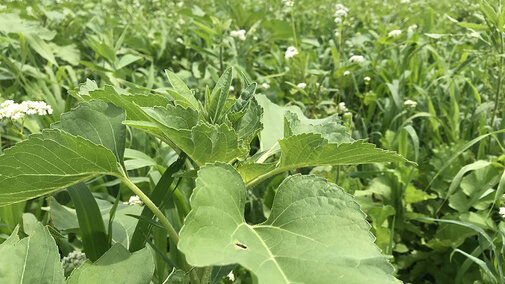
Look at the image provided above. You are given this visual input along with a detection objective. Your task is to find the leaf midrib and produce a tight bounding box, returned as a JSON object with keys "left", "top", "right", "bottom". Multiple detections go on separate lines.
{"left": 244, "top": 223, "right": 290, "bottom": 284}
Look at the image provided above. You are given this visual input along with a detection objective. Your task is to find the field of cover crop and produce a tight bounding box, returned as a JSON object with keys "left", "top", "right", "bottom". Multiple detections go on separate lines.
{"left": 0, "top": 0, "right": 504, "bottom": 283}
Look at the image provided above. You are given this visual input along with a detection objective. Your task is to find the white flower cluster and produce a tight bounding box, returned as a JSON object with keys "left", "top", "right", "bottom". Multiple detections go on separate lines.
{"left": 499, "top": 207, "right": 505, "bottom": 218}
{"left": 285, "top": 46, "right": 299, "bottom": 59}
{"left": 262, "top": 83, "right": 270, "bottom": 89}
{"left": 404, "top": 99, "right": 417, "bottom": 108}
{"left": 124, "top": 195, "right": 143, "bottom": 206}
{"left": 297, "top": 83, "right": 306, "bottom": 89}
{"left": 408, "top": 24, "right": 418, "bottom": 32}
{"left": 230, "top": 29, "right": 246, "bottom": 41}
{"left": 343, "top": 71, "right": 351, "bottom": 76}
{"left": 62, "top": 251, "right": 86, "bottom": 274}
{"left": 364, "top": 76, "right": 371, "bottom": 82}
{"left": 337, "top": 102, "right": 348, "bottom": 113}
{"left": 349, "top": 55, "right": 364, "bottom": 64}
{"left": 0, "top": 100, "right": 53, "bottom": 120}
{"left": 388, "top": 30, "right": 402, "bottom": 38}
{"left": 282, "top": 0, "right": 294, "bottom": 7}
{"left": 334, "top": 4, "right": 348, "bottom": 24}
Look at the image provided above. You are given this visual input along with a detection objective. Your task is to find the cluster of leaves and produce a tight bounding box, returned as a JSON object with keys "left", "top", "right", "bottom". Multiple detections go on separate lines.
{"left": 1, "top": 0, "right": 505, "bottom": 283}
{"left": 0, "top": 69, "right": 408, "bottom": 283}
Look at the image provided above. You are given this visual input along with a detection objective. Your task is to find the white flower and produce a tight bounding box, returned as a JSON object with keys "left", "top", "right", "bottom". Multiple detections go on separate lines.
{"left": 230, "top": 29, "right": 246, "bottom": 41}
{"left": 404, "top": 99, "right": 417, "bottom": 108}
{"left": 296, "top": 83, "right": 306, "bottom": 89}
{"left": 400, "top": 0, "right": 410, "bottom": 3}
{"left": 388, "top": 30, "right": 402, "bottom": 38}
{"left": 285, "top": 46, "right": 299, "bottom": 59}
{"left": 349, "top": 55, "right": 364, "bottom": 64}
{"left": 262, "top": 83, "right": 270, "bottom": 89}
{"left": 229, "top": 86, "right": 235, "bottom": 91}
{"left": 334, "top": 17, "right": 343, "bottom": 24}
{"left": 282, "top": 0, "right": 294, "bottom": 7}
{"left": 62, "top": 251, "right": 86, "bottom": 274}
{"left": 227, "top": 271, "right": 235, "bottom": 281}
{"left": 343, "top": 112, "right": 352, "bottom": 119}
{"left": 338, "top": 102, "right": 348, "bottom": 112}
{"left": 176, "top": 1, "right": 183, "bottom": 7}
{"left": 0, "top": 100, "right": 53, "bottom": 120}
{"left": 343, "top": 71, "right": 351, "bottom": 76}
{"left": 364, "top": 76, "right": 371, "bottom": 82}
{"left": 334, "top": 9, "right": 347, "bottom": 18}
{"left": 408, "top": 24, "right": 418, "bottom": 31}
{"left": 124, "top": 195, "right": 143, "bottom": 206}
{"left": 334, "top": 30, "right": 340, "bottom": 37}
{"left": 176, "top": 37, "right": 183, "bottom": 44}
{"left": 335, "top": 4, "right": 348, "bottom": 11}
{"left": 500, "top": 207, "right": 505, "bottom": 218}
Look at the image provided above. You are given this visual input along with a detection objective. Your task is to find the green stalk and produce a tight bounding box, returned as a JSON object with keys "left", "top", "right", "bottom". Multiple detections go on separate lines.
{"left": 290, "top": 4, "right": 298, "bottom": 48}
{"left": 491, "top": 30, "right": 504, "bottom": 127}
{"left": 121, "top": 176, "right": 179, "bottom": 245}
{"left": 246, "top": 167, "right": 286, "bottom": 189}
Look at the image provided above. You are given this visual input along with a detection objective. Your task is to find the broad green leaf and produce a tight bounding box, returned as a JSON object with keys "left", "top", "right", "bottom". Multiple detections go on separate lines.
{"left": 67, "top": 244, "right": 154, "bottom": 284}
{"left": 165, "top": 70, "right": 199, "bottom": 110}
{"left": 68, "top": 79, "right": 99, "bottom": 100}
{"left": 206, "top": 67, "right": 233, "bottom": 123}
{"left": 0, "top": 13, "right": 55, "bottom": 40}
{"left": 116, "top": 54, "right": 142, "bottom": 70}
{"left": 0, "top": 129, "right": 120, "bottom": 206}
{"left": 82, "top": 86, "right": 171, "bottom": 121}
{"left": 0, "top": 222, "right": 65, "bottom": 284}
{"left": 51, "top": 43, "right": 80, "bottom": 65}
{"left": 449, "top": 165, "right": 499, "bottom": 213}
{"left": 142, "top": 105, "right": 247, "bottom": 165}
{"left": 239, "top": 133, "right": 408, "bottom": 184}
{"left": 255, "top": 94, "right": 304, "bottom": 150}
{"left": 179, "top": 164, "right": 399, "bottom": 284}
{"left": 227, "top": 97, "right": 263, "bottom": 147}
{"left": 25, "top": 34, "right": 58, "bottom": 66}
{"left": 55, "top": 100, "right": 126, "bottom": 162}
{"left": 278, "top": 134, "right": 407, "bottom": 168}
{"left": 284, "top": 111, "right": 352, "bottom": 144}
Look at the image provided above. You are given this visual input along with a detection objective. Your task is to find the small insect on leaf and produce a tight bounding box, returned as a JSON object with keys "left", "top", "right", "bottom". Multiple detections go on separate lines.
{"left": 234, "top": 241, "right": 248, "bottom": 250}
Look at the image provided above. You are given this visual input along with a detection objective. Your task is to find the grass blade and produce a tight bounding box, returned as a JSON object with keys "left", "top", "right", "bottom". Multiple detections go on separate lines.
{"left": 129, "top": 153, "right": 187, "bottom": 252}
{"left": 67, "top": 183, "right": 109, "bottom": 261}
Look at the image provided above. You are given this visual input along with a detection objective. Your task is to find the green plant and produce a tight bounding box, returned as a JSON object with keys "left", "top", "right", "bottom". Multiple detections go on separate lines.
{"left": 0, "top": 69, "right": 409, "bottom": 283}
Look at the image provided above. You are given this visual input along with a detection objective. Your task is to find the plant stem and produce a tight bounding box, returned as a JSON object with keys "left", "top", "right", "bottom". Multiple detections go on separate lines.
{"left": 290, "top": 5, "right": 298, "bottom": 48}
{"left": 121, "top": 176, "right": 179, "bottom": 244}
{"left": 491, "top": 31, "right": 504, "bottom": 127}
{"left": 246, "top": 167, "right": 286, "bottom": 189}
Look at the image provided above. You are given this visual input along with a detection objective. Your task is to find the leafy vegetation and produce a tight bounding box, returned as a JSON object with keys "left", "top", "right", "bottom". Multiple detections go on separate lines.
{"left": 0, "top": 0, "right": 504, "bottom": 283}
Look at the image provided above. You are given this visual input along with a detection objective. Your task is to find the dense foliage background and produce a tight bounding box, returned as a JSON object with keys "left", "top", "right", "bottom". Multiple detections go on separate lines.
{"left": 0, "top": 0, "right": 504, "bottom": 283}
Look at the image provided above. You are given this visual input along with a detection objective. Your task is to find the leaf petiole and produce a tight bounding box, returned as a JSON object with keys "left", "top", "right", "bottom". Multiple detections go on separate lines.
{"left": 120, "top": 176, "right": 180, "bottom": 245}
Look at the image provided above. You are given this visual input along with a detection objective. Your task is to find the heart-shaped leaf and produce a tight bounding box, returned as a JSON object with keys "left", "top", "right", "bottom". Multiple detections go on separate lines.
{"left": 179, "top": 163, "right": 399, "bottom": 284}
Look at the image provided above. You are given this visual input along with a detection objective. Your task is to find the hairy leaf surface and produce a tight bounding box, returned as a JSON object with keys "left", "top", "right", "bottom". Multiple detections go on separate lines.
{"left": 179, "top": 164, "right": 399, "bottom": 284}
{"left": 0, "top": 129, "right": 120, "bottom": 206}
